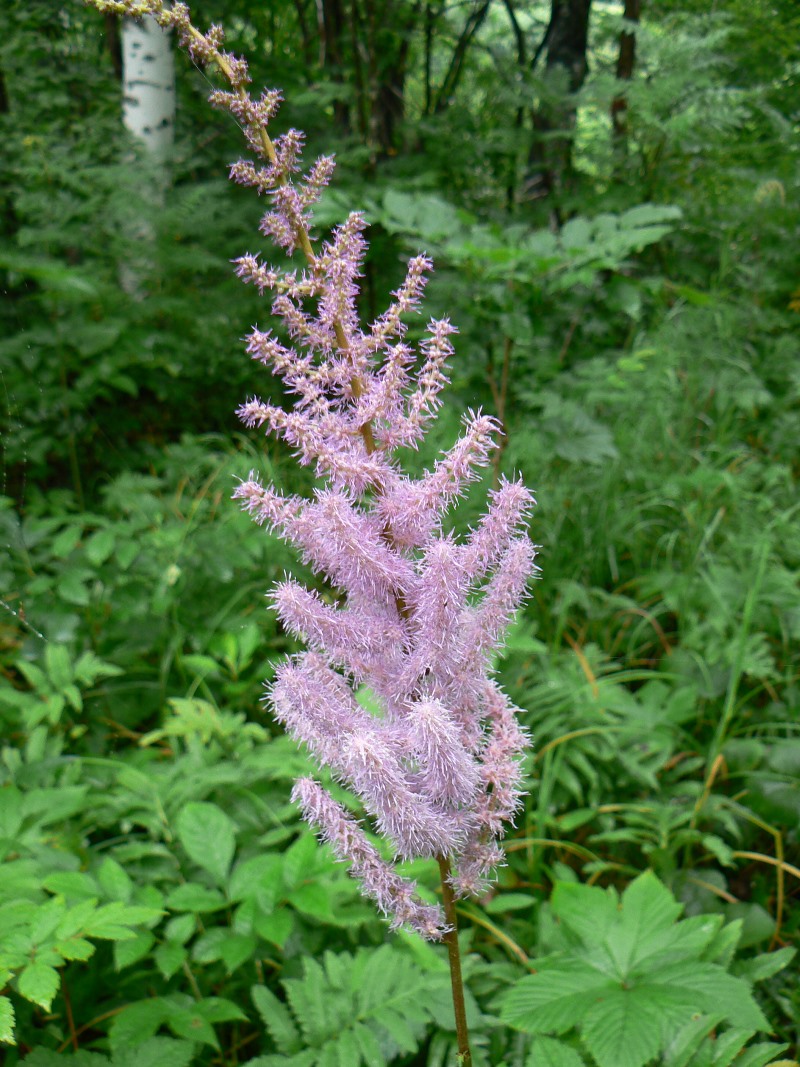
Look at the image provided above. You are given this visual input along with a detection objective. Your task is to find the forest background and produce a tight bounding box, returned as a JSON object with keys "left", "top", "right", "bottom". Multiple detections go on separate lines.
{"left": 1, "top": 0, "right": 799, "bottom": 1064}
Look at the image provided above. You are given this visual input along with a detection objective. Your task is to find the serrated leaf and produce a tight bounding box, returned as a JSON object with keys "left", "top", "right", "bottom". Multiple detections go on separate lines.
{"left": 56, "top": 937, "right": 95, "bottom": 961}
{"left": 109, "top": 1000, "right": 169, "bottom": 1055}
{"left": 83, "top": 901, "right": 162, "bottom": 939}
{"left": 155, "top": 940, "right": 188, "bottom": 980}
{"left": 655, "top": 962, "right": 767, "bottom": 1029}
{"left": 734, "top": 1044, "right": 791, "bottom": 1067}
{"left": 581, "top": 987, "right": 664, "bottom": 1067}
{"left": 0, "top": 995, "right": 15, "bottom": 1044}
{"left": 114, "top": 930, "right": 155, "bottom": 970}
{"left": 254, "top": 906, "right": 294, "bottom": 947}
{"left": 176, "top": 802, "right": 236, "bottom": 885}
{"left": 289, "top": 881, "right": 336, "bottom": 921}
{"left": 18, "top": 960, "right": 60, "bottom": 1011}
{"left": 526, "top": 1035, "right": 585, "bottom": 1067}
{"left": 113, "top": 1036, "right": 195, "bottom": 1067}
{"left": 736, "top": 946, "right": 795, "bottom": 984}
{"left": 97, "top": 857, "right": 134, "bottom": 902}
{"left": 500, "top": 965, "right": 617, "bottom": 1034}
{"left": 711, "top": 1028, "right": 755, "bottom": 1067}
{"left": 166, "top": 883, "right": 226, "bottom": 913}
{"left": 252, "top": 983, "right": 301, "bottom": 1054}
{"left": 84, "top": 528, "right": 116, "bottom": 566}
{"left": 663, "top": 1015, "right": 724, "bottom": 1067}
{"left": 551, "top": 882, "right": 619, "bottom": 944}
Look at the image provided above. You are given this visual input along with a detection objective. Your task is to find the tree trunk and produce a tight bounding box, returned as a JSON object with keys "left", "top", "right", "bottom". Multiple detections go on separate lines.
{"left": 526, "top": 0, "right": 592, "bottom": 208}
{"left": 120, "top": 14, "right": 175, "bottom": 294}
{"left": 611, "top": 0, "right": 641, "bottom": 143}
{"left": 122, "top": 14, "right": 175, "bottom": 161}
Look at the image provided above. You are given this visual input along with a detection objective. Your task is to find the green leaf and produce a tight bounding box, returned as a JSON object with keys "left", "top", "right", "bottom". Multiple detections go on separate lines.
{"left": 155, "top": 940, "right": 188, "bottom": 980}
{"left": 166, "top": 884, "right": 226, "bottom": 913}
{"left": 551, "top": 882, "right": 619, "bottom": 945}
{"left": 500, "top": 965, "right": 618, "bottom": 1034}
{"left": 109, "top": 1000, "right": 169, "bottom": 1055}
{"left": 113, "top": 1036, "right": 196, "bottom": 1067}
{"left": 114, "top": 930, "right": 156, "bottom": 971}
{"left": 55, "top": 937, "right": 95, "bottom": 962}
{"left": 484, "top": 893, "right": 536, "bottom": 914}
{"left": 526, "top": 1035, "right": 585, "bottom": 1067}
{"left": 254, "top": 906, "right": 294, "bottom": 948}
{"left": 734, "top": 1045, "right": 791, "bottom": 1067}
{"left": 176, "top": 802, "right": 236, "bottom": 885}
{"left": 97, "top": 857, "right": 134, "bottom": 902}
{"left": 83, "top": 901, "right": 162, "bottom": 940}
{"left": 662, "top": 1015, "right": 724, "bottom": 1067}
{"left": 252, "top": 983, "right": 300, "bottom": 1055}
{"left": 229, "top": 854, "right": 284, "bottom": 904}
{"left": 84, "top": 528, "right": 116, "bottom": 565}
{"left": 655, "top": 962, "right": 768, "bottom": 1029}
{"left": 18, "top": 960, "right": 61, "bottom": 1011}
{"left": 0, "top": 995, "right": 15, "bottom": 1044}
{"left": 736, "top": 946, "right": 795, "bottom": 984}
{"left": 581, "top": 987, "right": 665, "bottom": 1067}
{"left": 289, "top": 881, "right": 336, "bottom": 921}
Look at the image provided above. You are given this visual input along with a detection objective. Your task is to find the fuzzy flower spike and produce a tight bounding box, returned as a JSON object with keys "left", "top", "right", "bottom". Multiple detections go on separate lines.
{"left": 94, "top": 0, "right": 538, "bottom": 942}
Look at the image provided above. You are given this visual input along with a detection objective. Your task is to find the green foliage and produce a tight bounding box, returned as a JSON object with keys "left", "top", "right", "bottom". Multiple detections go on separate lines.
{"left": 1, "top": 0, "right": 799, "bottom": 1062}
{"left": 500, "top": 873, "right": 793, "bottom": 1067}
{"left": 250, "top": 945, "right": 451, "bottom": 1065}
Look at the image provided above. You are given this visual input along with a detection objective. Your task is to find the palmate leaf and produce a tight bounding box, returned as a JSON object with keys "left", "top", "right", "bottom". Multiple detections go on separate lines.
{"left": 500, "top": 964, "right": 618, "bottom": 1034}
{"left": 581, "top": 987, "right": 665, "bottom": 1067}
{"left": 526, "top": 1035, "right": 586, "bottom": 1067}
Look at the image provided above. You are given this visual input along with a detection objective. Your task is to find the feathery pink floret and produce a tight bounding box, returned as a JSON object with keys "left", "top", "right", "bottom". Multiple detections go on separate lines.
{"left": 173, "top": 9, "right": 541, "bottom": 935}
{"left": 293, "top": 777, "right": 448, "bottom": 938}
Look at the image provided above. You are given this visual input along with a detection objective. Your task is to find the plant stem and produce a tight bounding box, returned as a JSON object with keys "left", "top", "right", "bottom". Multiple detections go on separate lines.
{"left": 437, "top": 854, "right": 472, "bottom": 1066}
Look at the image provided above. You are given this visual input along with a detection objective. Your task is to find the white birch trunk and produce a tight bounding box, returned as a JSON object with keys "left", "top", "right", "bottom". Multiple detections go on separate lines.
{"left": 122, "top": 15, "right": 175, "bottom": 162}
{"left": 119, "top": 15, "right": 175, "bottom": 294}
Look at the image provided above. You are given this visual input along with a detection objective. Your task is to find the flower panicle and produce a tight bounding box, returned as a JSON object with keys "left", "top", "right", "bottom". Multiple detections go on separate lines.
{"left": 99, "top": 0, "right": 538, "bottom": 938}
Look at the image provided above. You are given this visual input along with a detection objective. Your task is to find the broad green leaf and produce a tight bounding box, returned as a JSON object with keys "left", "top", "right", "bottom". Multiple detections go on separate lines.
{"left": 164, "top": 913, "right": 196, "bottom": 943}
{"left": 551, "top": 882, "right": 618, "bottom": 945}
{"left": 166, "top": 884, "right": 226, "bottom": 913}
{"left": 18, "top": 961, "right": 60, "bottom": 1011}
{"left": 55, "top": 938, "right": 96, "bottom": 962}
{"left": 606, "top": 872, "right": 683, "bottom": 975}
{"left": 84, "top": 528, "right": 116, "bottom": 565}
{"left": 500, "top": 965, "right": 618, "bottom": 1034}
{"left": 114, "top": 930, "right": 155, "bottom": 970}
{"left": 655, "top": 962, "right": 768, "bottom": 1029}
{"left": 83, "top": 901, "right": 162, "bottom": 940}
{"left": 43, "top": 871, "right": 98, "bottom": 901}
{"left": 0, "top": 995, "right": 14, "bottom": 1044}
{"left": 176, "top": 802, "right": 236, "bottom": 885}
{"left": 254, "top": 906, "right": 294, "bottom": 948}
{"left": 155, "top": 940, "right": 188, "bottom": 980}
{"left": 97, "top": 857, "right": 134, "bottom": 902}
{"left": 581, "top": 987, "right": 664, "bottom": 1067}
{"left": 526, "top": 1035, "right": 585, "bottom": 1067}
{"left": 228, "top": 854, "right": 284, "bottom": 904}
{"left": 289, "top": 881, "right": 336, "bottom": 921}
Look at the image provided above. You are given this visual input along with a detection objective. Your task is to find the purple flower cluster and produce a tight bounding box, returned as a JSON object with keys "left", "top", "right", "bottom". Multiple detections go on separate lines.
{"left": 92, "top": 0, "right": 537, "bottom": 940}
